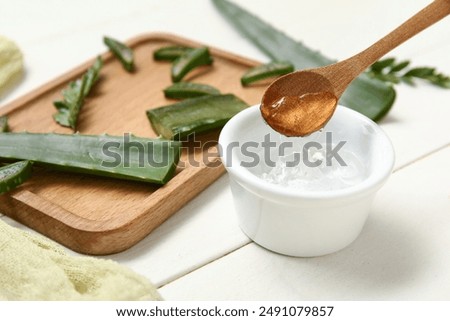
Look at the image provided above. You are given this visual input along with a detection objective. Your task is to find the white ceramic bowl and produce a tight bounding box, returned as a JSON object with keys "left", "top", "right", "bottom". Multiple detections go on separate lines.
{"left": 219, "top": 105, "right": 395, "bottom": 257}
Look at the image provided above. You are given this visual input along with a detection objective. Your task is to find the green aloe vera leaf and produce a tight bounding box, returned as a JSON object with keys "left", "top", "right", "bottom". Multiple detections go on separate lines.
{"left": 171, "top": 47, "right": 214, "bottom": 83}
{"left": 53, "top": 56, "right": 103, "bottom": 129}
{"left": 103, "top": 36, "right": 134, "bottom": 72}
{"left": 0, "top": 116, "right": 8, "bottom": 132}
{"left": 154, "top": 46, "right": 194, "bottom": 61}
{"left": 342, "top": 74, "right": 395, "bottom": 121}
{"left": 147, "top": 94, "right": 248, "bottom": 140}
{"left": 83, "top": 56, "right": 103, "bottom": 96}
{"left": 53, "top": 76, "right": 87, "bottom": 128}
{"left": 0, "top": 133, "right": 181, "bottom": 185}
{"left": 0, "top": 160, "right": 32, "bottom": 195}
{"left": 212, "top": 0, "right": 396, "bottom": 121}
{"left": 241, "top": 61, "right": 294, "bottom": 86}
{"left": 163, "top": 82, "right": 221, "bottom": 99}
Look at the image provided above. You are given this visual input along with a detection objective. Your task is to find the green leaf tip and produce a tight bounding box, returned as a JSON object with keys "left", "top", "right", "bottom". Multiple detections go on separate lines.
{"left": 104, "top": 36, "right": 134, "bottom": 72}
{"left": 0, "top": 160, "right": 33, "bottom": 195}
{"left": 368, "top": 57, "right": 450, "bottom": 89}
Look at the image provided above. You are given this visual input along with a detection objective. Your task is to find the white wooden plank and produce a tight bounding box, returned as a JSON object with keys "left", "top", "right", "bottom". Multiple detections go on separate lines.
{"left": 380, "top": 82, "right": 450, "bottom": 169}
{"left": 159, "top": 147, "right": 450, "bottom": 300}
{"left": 105, "top": 175, "right": 249, "bottom": 287}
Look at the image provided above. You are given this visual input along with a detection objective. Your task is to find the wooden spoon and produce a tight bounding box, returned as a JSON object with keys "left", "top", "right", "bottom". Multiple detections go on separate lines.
{"left": 261, "top": 0, "right": 450, "bottom": 137}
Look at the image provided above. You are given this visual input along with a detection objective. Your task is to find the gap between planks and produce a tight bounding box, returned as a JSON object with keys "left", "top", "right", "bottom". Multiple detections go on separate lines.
{"left": 393, "top": 142, "right": 450, "bottom": 173}
{"left": 157, "top": 241, "right": 251, "bottom": 289}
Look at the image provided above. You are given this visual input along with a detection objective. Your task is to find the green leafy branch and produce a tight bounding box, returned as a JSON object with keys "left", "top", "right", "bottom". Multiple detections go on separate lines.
{"left": 368, "top": 57, "right": 450, "bottom": 88}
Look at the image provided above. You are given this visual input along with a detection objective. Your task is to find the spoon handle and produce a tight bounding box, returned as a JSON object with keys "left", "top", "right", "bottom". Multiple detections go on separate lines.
{"left": 332, "top": 0, "right": 450, "bottom": 95}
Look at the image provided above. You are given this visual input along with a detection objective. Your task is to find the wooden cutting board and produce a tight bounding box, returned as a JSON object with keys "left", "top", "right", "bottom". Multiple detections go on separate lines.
{"left": 0, "top": 33, "right": 266, "bottom": 255}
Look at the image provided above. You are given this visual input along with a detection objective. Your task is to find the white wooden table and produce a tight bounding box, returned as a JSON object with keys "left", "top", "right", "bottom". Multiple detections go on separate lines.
{"left": 1, "top": 0, "right": 449, "bottom": 300}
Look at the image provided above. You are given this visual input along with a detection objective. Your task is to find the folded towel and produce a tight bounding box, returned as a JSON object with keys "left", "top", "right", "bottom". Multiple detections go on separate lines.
{"left": 0, "top": 35, "right": 23, "bottom": 97}
{"left": 0, "top": 219, "right": 161, "bottom": 300}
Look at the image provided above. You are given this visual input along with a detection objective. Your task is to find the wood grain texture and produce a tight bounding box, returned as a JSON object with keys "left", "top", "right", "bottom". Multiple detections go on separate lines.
{"left": 0, "top": 33, "right": 265, "bottom": 255}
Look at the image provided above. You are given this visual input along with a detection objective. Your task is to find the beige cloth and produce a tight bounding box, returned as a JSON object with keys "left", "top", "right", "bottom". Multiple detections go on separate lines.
{"left": 0, "top": 35, "right": 23, "bottom": 97}
{"left": 0, "top": 219, "right": 161, "bottom": 300}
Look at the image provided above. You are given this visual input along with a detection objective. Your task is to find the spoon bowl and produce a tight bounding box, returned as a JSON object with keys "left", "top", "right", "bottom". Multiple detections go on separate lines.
{"left": 261, "top": 0, "right": 450, "bottom": 137}
{"left": 261, "top": 71, "right": 338, "bottom": 136}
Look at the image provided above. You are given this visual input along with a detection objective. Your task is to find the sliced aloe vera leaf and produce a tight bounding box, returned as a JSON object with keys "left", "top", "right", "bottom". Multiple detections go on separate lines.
{"left": 53, "top": 56, "right": 103, "bottom": 129}
{"left": 53, "top": 76, "right": 87, "bottom": 128}
{"left": 163, "top": 82, "right": 221, "bottom": 99}
{"left": 154, "top": 46, "right": 194, "bottom": 61}
{"left": 241, "top": 61, "right": 294, "bottom": 86}
{"left": 0, "top": 116, "right": 8, "bottom": 132}
{"left": 0, "top": 133, "right": 181, "bottom": 185}
{"left": 103, "top": 36, "right": 134, "bottom": 72}
{"left": 171, "top": 47, "right": 213, "bottom": 83}
{"left": 83, "top": 56, "right": 103, "bottom": 96}
{"left": 0, "top": 160, "right": 32, "bottom": 195}
{"left": 147, "top": 94, "right": 248, "bottom": 140}
{"left": 212, "top": 0, "right": 395, "bottom": 121}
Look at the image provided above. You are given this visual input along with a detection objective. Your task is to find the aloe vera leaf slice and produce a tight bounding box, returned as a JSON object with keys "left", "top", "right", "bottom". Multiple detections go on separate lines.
{"left": 0, "top": 133, "right": 181, "bottom": 185}
{"left": 163, "top": 82, "right": 221, "bottom": 99}
{"left": 0, "top": 160, "right": 32, "bottom": 195}
{"left": 241, "top": 61, "right": 294, "bottom": 86}
{"left": 0, "top": 116, "right": 8, "bottom": 132}
{"left": 211, "top": 0, "right": 395, "bottom": 121}
{"left": 171, "top": 47, "right": 214, "bottom": 83}
{"left": 147, "top": 94, "right": 248, "bottom": 140}
{"left": 83, "top": 56, "right": 103, "bottom": 96}
{"left": 53, "top": 76, "right": 87, "bottom": 128}
{"left": 154, "top": 46, "right": 194, "bottom": 62}
{"left": 53, "top": 56, "right": 103, "bottom": 129}
{"left": 103, "top": 36, "right": 134, "bottom": 72}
